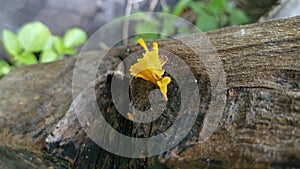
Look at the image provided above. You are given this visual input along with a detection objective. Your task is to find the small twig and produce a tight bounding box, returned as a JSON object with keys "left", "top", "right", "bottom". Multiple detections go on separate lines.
{"left": 132, "top": 0, "right": 141, "bottom": 11}
{"left": 148, "top": 0, "right": 159, "bottom": 12}
{"left": 122, "top": 0, "right": 134, "bottom": 45}
{"left": 159, "top": 0, "right": 167, "bottom": 9}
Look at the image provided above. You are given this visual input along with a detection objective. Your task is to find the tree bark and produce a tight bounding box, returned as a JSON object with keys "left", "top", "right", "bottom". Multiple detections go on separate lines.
{"left": 0, "top": 16, "right": 299, "bottom": 169}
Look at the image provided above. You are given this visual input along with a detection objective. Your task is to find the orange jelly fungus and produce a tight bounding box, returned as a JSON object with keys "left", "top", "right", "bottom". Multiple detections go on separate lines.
{"left": 129, "top": 38, "right": 171, "bottom": 101}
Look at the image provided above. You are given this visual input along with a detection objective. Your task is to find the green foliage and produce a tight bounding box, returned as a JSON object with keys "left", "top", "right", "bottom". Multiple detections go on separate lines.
{"left": 172, "top": 0, "right": 191, "bottom": 16}
{"left": 133, "top": 11, "right": 178, "bottom": 41}
{"left": 134, "top": 0, "right": 249, "bottom": 40}
{"left": 179, "top": 0, "right": 249, "bottom": 31}
{"left": 18, "top": 22, "right": 51, "bottom": 52}
{"left": 63, "top": 28, "right": 87, "bottom": 48}
{"left": 0, "top": 60, "right": 11, "bottom": 76}
{"left": 2, "top": 30, "right": 22, "bottom": 56}
{"left": 16, "top": 51, "right": 38, "bottom": 65}
{"left": 133, "top": 12, "right": 163, "bottom": 40}
{"left": 0, "top": 21, "right": 87, "bottom": 76}
{"left": 226, "top": 6, "right": 249, "bottom": 25}
{"left": 40, "top": 50, "right": 60, "bottom": 63}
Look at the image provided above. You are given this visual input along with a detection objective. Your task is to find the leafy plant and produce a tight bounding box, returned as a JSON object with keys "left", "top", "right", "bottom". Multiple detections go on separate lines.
{"left": 0, "top": 21, "right": 87, "bottom": 76}
{"left": 186, "top": 0, "right": 249, "bottom": 31}
{"left": 134, "top": 0, "right": 249, "bottom": 41}
{"left": 133, "top": 10, "right": 173, "bottom": 41}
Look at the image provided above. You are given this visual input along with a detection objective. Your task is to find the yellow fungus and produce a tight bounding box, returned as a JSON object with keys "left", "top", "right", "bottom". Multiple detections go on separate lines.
{"left": 129, "top": 38, "right": 171, "bottom": 101}
{"left": 157, "top": 76, "right": 171, "bottom": 101}
{"left": 127, "top": 112, "right": 135, "bottom": 121}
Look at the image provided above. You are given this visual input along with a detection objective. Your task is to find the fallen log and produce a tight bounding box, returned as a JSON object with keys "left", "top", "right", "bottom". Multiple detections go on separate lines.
{"left": 0, "top": 16, "right": 299, "bottom": 169}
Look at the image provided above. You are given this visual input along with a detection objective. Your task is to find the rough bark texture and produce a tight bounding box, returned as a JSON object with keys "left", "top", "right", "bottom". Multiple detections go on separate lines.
{"left": 0, "top": 16, "right": 299, "bottom": 169}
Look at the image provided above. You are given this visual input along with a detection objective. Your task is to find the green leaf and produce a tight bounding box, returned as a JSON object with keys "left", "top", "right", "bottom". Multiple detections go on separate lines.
{"left": 228, "top": 8, "right": 249, "bottom": 25}
{"left": 40, "top": 50, "right": 60, "bottom": 63}
{"left": 43, "top": 35, "right": 56, "bottom": 50}
{"left": 161, "top": 18, "right": 176, "bottom": 36}
{"left": 219, "top": 14, "right": 229, "bottom": 27}
{"left": 54, "top": 36, "right": 65, "bottom": 54}
{"left": 196, "top": 12, "right": 219, "bottom": 32}
{"left": 2, "top": 30, "right": 22, "bottom": 56}
{"left": 135, "top": 34, "right": 160, "bottom": 42}
{"left": 18, "top": 21, "right": 51, "bottom": 52}
{"left": 207, "top": 0, "right": 226, "bottom": 15}
{"left": 63, "top": 28, "right": 87, "bottom": 48}
{"left": 0, "top": 60, "right": 12, "bottom": 76}
{"left": 172, "top": 0, "right": 191, "bottom": 16}
{"left": 15, "top": 51, "right": 38, "bottom": 65}
{"left": 63, "top": 47, "right": 77, "bottom": 55}
{"left": 188, "top": 1, "right": 205, "bottom": 15}
{"left": 162, "top": 5, "right": 170, "bottom": 13}
{"left": 135, "top": 20, "right": 160, "bottom": 34}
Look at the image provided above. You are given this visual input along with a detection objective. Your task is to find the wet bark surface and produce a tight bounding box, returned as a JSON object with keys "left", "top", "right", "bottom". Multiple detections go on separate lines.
{"left": 0, "top": 16, "right": 299, "bottom": 169}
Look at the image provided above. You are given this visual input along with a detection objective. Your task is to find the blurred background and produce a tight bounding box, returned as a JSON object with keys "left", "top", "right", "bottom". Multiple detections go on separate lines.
{"left": 2, "top": 0, "right": 300, "bottom": 36}
{"left": 0, "top": 0, "right": 178, "bottom": 37}
{"left": 0, "top": 0, "right": 299, "bottom": 76}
